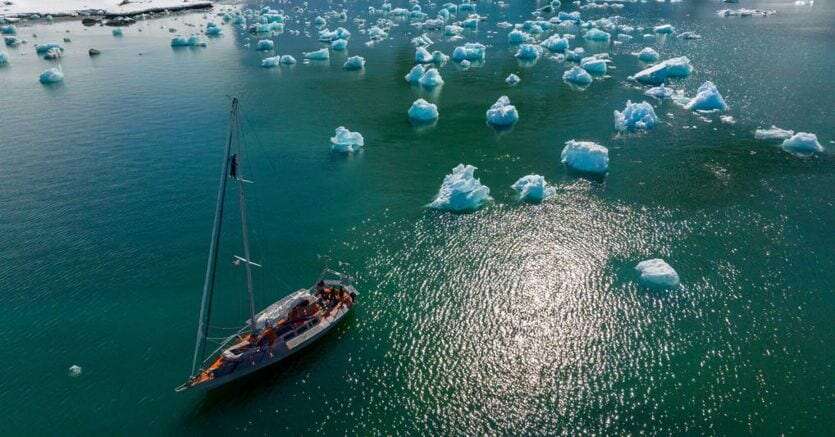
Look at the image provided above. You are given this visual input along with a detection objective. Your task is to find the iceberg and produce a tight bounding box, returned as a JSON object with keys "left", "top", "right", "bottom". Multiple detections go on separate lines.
{"left": 112, "top": 28, "right": 123, "bottom": 37}
{"left": 444, "top": 24, "right": 463, "bottom": 36}
{"left": 631, "top": 56, "right": 693, "bottom": 84}
{"left": 280, "top": 55, "right": 297, "bottom": 64}
{"left": 685, "top": 81, "right": 728, "bottom": 112}
{"left": 508, "top": 29, "right": 532, "bottom": 44}
{"left": 405, "top": 64, "right": 427, "bottom": 84}
{"left": 35, "top": 43, "right": 64, "bottom": 54}
{"left": 541, "top": 34, "right": 569, "bottom": 52}
{"left": 343, "top": 55, "right": 365, "bottom": 70}
{"left": 645, "top": 84, "right": 674, "bottom": 100}
{"left": 584, "top": 28, "right": 611, "bottom": 42}
{"left": 461, "top": 17, "right": 479, "bottom": 29}
{"left": 428, "top": 164, "right": 491, "bottom": 212}
{"left": 511, "top": 175, "right": 556, "bottom": 202}
{"left": 261, "top": 56, "right": 281, "bottom": 68}
{"left": 0, "top": 51, "right": 7, "bottom": 66}
{"left": 636, "top": 47, "right": 659, "bottom": 62}
{"left": 563, "top": 66, "right": 593, "bottom": 86}
{"left": 68, "top": 365, "right": 82, "bottom": 377}
{"left": 515, "top": 43, "right": 542, "bottom": 61}
{"left": 754, "top": 125, "right": 794, "bottom": 141}
{"left": 4, "top": 36, "right": 20, "bottom": 47}
{"left": 331, "top": 38, "right": 348, "bottom": 50}
{"left": 206, "top": 26, "right": 222, "bottom": 37}
{"left": 580, "top": 56, "right": 608, "bottom": 75}
{"left": 303, "top": 48, "right": 329, "bottom": 60}
{"left": 561, "top": 140, "right": 609, "bottom": 174}
{"left": 781, "top": 132, "right": 823, "bottom": 157}
{"left": 255, "top": 39, "right": 275, "bottom": 51}
{"left": 419, "top": 68, "right": 444, "bottom": 87}
{"left": 0, "top": 25, "right": 15, "bottom": 35}
{"left": 431, "top": 50, "right": 449, "bottom": 64}
{"left": 452, "top": 42, "right": 486, "bottom": 62}
{"left": 415, "top": 46, "right": 432, "bottom": 63}
{"left": 565, "top": 47, "right": 585, "bottom": 62}
{"left": 171, "top": 36, "right": 205, "bottom": 47}
{"left": 635, "top": 259, "right": 680, "bottom": 288}
{"left": 505, "top": 73, "right": 521, "bottom": 86}
{"left": 486, "top": 96, "right": 519, "bottom": 127}
{"left": 39, "top": 67, "right": 64, "bottom": 84}
{"left": 330, "top": 127, "right": 364, "bottom": 153}
{"left": 653, "top": 24, "right": 675, "bottom": 34}
{"left": 408, "top": 98, "right": 439, "bottom": 122}
{"left": 614, "top": 100, "right": 659, "bottom": 132}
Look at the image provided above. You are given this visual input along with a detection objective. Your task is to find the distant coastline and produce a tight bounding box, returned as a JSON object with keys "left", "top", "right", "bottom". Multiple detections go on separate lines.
{"left": 1, "top": 0, "right": 213, "bottom": 19}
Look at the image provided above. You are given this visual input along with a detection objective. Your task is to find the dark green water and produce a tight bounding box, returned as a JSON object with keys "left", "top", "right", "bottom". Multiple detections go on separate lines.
{"left": 0, "top": 0, "right": 832, "bottom": 434}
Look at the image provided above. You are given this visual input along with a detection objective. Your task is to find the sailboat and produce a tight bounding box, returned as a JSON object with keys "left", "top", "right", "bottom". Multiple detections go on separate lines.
{"left": 177, "top": 98, "right": 357, "bottom": 392}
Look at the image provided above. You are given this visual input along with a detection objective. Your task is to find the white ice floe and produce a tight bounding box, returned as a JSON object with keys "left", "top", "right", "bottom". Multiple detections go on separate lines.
{"left": 343, "top": 55, "right": 365, "bottom": 70}
{"left": 330, "top": 126, "right": 364, "bottom": 153}
{"left": 754, "top": 125, "right": 794, "bottom": 141}
{"left": 685, "top": 81, "right": 728, "bottom": 112}
{"left": 781, "top": 132, "right": 823, "bottom": 157}
{"left": 408, "top": 98, "right": 439, "bottom": 122}
{"left": 645, "top": 84, "right": 674, "bottom": 100}
{"left": 39, "top": 67, "right": 64, "bottom": 84}
{"left": 505, "top": 73, "right": 521, "bottom": 86}
{"left": 418, "top": 68, "right": 444, "bottom": 87}
{"left": 428, "top": 164, "right": 491, "bottom": 212}
{"left": 631, "top": 56, "right": 692, "bottom": 85}
{"left": 303, "top": 48, "right": 329, "bottom": 60}
{"left": 511, "top": 175, "right": 556, "bottom": 202}
{"left": 261, "top": 56, "right": 281, "bottom": 68}
{"left": 563, "top": 66, "right": 592, "bottom": 86}
{"left": 280, "top": 55, "right": 297, "bottom": 65}
{"left": 451, "top": 42, "right": 486, "bottom": 62}
{"left": 561, "top": 140, "right": 609, "bottom": 174}
{"left": 614, "top": 100, "right": 658, "bottom": 132}
{"left": 653, "top": 24, "right": 675, "bottom": 34}
{"left": 486, "top": 96, "right": 519, "bottom": 127}
{"left": 584, "top": 28, "right": 611, "bottom": 42}
{"left": 635, "top": 258, "right": 680, "bottom": 288}
{"left": 541, "top": 34, "right": 569, "bottom": 52}
{"left": 68, "top": 364, "right": 82, "bottom": 377}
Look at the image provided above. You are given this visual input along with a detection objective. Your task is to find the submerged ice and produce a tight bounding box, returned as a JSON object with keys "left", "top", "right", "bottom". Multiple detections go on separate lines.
{"left": 428, "top": 164, "right": 491, "bottom": 212}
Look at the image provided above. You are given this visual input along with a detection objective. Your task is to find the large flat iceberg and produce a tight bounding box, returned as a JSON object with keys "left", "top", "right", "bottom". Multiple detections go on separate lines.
{"left": 428, "top": 164, "right": 491, "bottom": 212}
{"left": 630, "top": 56, "right": 693, "bottom": 85}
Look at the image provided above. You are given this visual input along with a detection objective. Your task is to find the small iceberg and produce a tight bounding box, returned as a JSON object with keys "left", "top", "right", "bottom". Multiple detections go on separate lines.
{"left": 408, "top": 98, "right": 439, "bottom": 122}
{"left": 256, "top": 39, "right": 275, "bottom": 51}
{"left": 343, "top": 55, "right": 365, "bottom": 70}
{"left": 39, "top": 67, "right": 64, "bottom": 84}
{"left": 112, "top": 28, "right": 123, "bottom": 37}
{"left": 614, "top": 100, "right": 658, "bottom": 132}
{"left": 261, "top": 56, "right": 281, "bottom": 68}
{"left": 645, "top": 84, "right": 674, "bottom": 100}
{"left": 511, "top": 175, "right": 556, "bottom": 203}
{"left": 653, "top": 24, "right": 675, "bottom": 34}
{"left": 304, "top": 48, "right": 329, "bottom": 60}
{"left": 431, "top": 50, "right": 449, "bottom": 64}
{"left": 330, "top": 127, "right": 364, "bottom": 153}
{"left": 635, "top": 259, "right": 680, "bottom": 288}
{"left": 563, "top": 66, "right": 593, "bottom": 86}
{"left": 781, "top": 132, "right": 823, "bottom": 157}
{"left": 171, "top": 36, "right": 206, "bottom": 47}
{"left": 486, "top": 96, "right": 519, "bottom": 127}
{"left": 636, "top": 47, "right": 659, "bottom": 62}
{"left": 754, "top": 125, "right": 794, "bottom": 141}
{"left": 631, "top": 56, "right": 693, "bottom": 85}
{"left": 685, "top": 81, "right": 728, "bottom": 112}
{"left": 68, "top": 365, "right": 82, "bottom": 377}
{"left": 415, "top": 46, "right": 432, "bottom": 63}
{"left": 428, "top": 164, "right": 491, "bottom": 212}
{"left": 514, "top": 43, "right": 542, "bottom": 61}
{"left": 541, "top": 35, "right": 569, "bottom": 52}
{"left": 508, "top": 29, "right": 532, "bottom": 44}
{"left": 561, "top": 140, "right": 609, "bottom": 175}
{"left": 418, "top": 68, "right": 444, "bottom": 88}
{"left": 505, "top": 73, "right": 521, "bottom": 86}
{"left": 331, "top": 38, "right": 348, "bottom": 51}
{"left": 452, "top": 42, "right": 486, "bottom": 62}
{"left": 280, "top": 55, "right": 297, "bottom": 65}
{"left": 35, "top": 43, "right": 64, "bottom": 54}
{"left": 0, "top": 51, "right": 8, "bottom": 66}
{"left": 580, "top": 56, "right": 608, "bottom": 75}
{"left": 405, "top": 65, "right": 427, "bottom": 84}
{"left": 584, "top": 28, "right": 611, "bottom": 42}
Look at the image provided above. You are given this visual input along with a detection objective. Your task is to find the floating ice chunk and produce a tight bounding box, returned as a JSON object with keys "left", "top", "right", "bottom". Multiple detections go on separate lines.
{"left": 506, "top": 73, "right": 520, "bottom": 86}
{"left": 304, "top": 48, "right": 329, "bottom": 60}
{"left": 0, "top": 51, "right": 8, "bottom": 66}
{"left": 112, "top": 27, "right": 123, "bottom": 37}
{"left": 653, "top": 24, "right": 675, "bottom": 34}
{"left": 431, "top": 50, "right": 449, "bottom": 64}
{"left": 645, "top": 84, "right": 674, "bottom": 100}
{"left": 428, "top": 164, "right": 491, "bottom": 212}
{"left": 0, "top": 24, "right": 15, "bottom": 35}
{"left": 541, "top": 34, "right": 569, "bottom": 52}
{"left": 754, "top": 125, "right": 794, "bottom": 141}
{"left": 678, "top": 31, "right": 701, "bottom": 40}
{"left": 563, "top": 66, "right": 592, "bottom": 86}
{"left": 685, "top": 81, "right": 728, "bottom": 112}
{"left": 486, "top": 96, "right": 519, "bottom": 127}
{"left": 781, "top": 132, "right": 823, "bottom": 157}
{"left": 561, "top": 140, "right": 609, "bottom": 174}
{"left": 580, "top": 56, "right": 607, "bottom": 75}
{"left": 68, "top": 365, "right": 82, "bottom": 377}
{"left": 331, "top": 38, "right": 348, "bottom": 50}
{"left": 461, "top": 17, "right": 479, "bottom": 29}
{"left": 614, "top": 100, "right": 659, "bottom": 132}
{"left": 636, "top": 47, "right": 659, "bottom": 62}
{"left": 256, "top": 39, "right": 275, "bottom": 51}
{"left": 411, "top": 35, "right": 434, "bottom": 48}
{"left": 171, "top": 36, "right": 206, "bottom": 47}
{"left": 261, "top": 56, "right": 281, "bottom": 68}
{"left": 565, "top": 47, "right": 585, "bottom": 62}
{"left": 408, "top": 98, "right": 439, "bottom": 122}
{"left": 39, "top": 67, "right": 64, "bottom": 84}
{"left": 206, "top": 26, "right": 222, "bottom": 36}
{"left": 330, "top": 126, "right": 364, "bottom": 153}
{"left": 405, "top": 65, "right": 427, "bottom": 83}
{"left": 511, "top": 175, "right": 556, "bottom": 202}
{"left": 452, "top": 42, "right": 486, "bottom": 62}
{"left": 444, "top": 24, "right": 463, "bottom": 36}
{"left": 4, "top": 36, "right": 20, "bottom": 47}
{"left": 313, "top": 16, "right": 326, "bottom": 28}
{"left": 415, "top": 46, "right": 432, "bottom": 63}
{"left": 508, "top": 29, "right": 532, "bottom": 44}
{"left": 515, "top": 44, "right": 542, "bottom": 61}
{"left": 419, "top": 68, "right": 444, "bottom": 87}
{"left": 280, "top": 55, "right": 297, "bottom": 65}
{"left": 584, "top": 28, "right": 611, "bottom": 42}
{"left": 631, "top": 56, "right": 693, "bottom": 84}
{"left": 35, "top": 43, "right": 64, "bottom": 54}
{"left": 344, "top": 55, "right": 365, "bottom": 70}
{"left": 635, "top": 258, "right": 680, "bottom": 288}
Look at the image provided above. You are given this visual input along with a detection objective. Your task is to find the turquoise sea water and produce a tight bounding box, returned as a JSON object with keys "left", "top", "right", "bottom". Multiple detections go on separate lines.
{"left": 0, "top": 0, "right": 833, "bottom": 434}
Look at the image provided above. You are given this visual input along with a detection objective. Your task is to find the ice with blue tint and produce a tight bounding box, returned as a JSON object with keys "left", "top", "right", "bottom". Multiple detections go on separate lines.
{"left": 313, "top": 16, "right": 326, "bottom": 28}
{"left": 645, "top": 84, "right": 674, "bottom": 100}
{"left": 256, "top": 39, "right": 275, "bottom": 51}
{"left": 280, "top": 55, "right": 297, "bottom": 64}
{"left": 452, "top": 43, "right": 486, "bottom": 62}
{"left": 461, "top": 17, "right": 479, "bottom": 29}
{"left": 541, "top": 34, "right": 569, "bottom": 52}
{"left": 561, "top": 140, "right": 609, "bottom": 174}
{"left": 580, "top": 56, "right": 608, "bottom": 75}
{"left": 781, "top": 132, "right": 824, "bottom": 157}
{"left": 614, "top": 100, "right": 659, "bottom": 132}
{"left": 415, "top": 46, "right": 432, "bottom": 63}
{"left": 508, "top": 30, "right": 532, "bottom": 44}
{"left": 653, "top": 24, "right": 675, "bottom": 34}
{"left": 0, "top": 51, "right": 8, "bottom": 66}
{"left": 408, "top": 98, "right": 439, "bottom": 122}
{"left": 331, "top": 39, "right": 348, "bottom": 50}
{"left": 405, "top": 65, "right": 427, "bottom": 83}
{"left": 170, "top": 36, "right": 205, "bottom": 47}
{"left": 486, "top": 96, "right": 519, "bottom": 127}
{"left": 515, "top": 44, "right": 542, "bottom": 61}
{"left": 565, "top": 48, "right": 585, "bottom": 62}
{"left": 635, "top": 259, "right": 680, "bottom": 288}
{"left": 511, "top": 175, "right": 556, "bottom": 203}
{"left": 39, "top": 68, "right": 64, "bottom": 84}
{"left": 444, "top": 24, "right": 463, "bottom": 36}
{"left": 428, "top": 164, "right": 491, "bottom": 212}
{"left": 261, "top": 56, "right": 281, "bottom": 68}
{"left": 754, "top": 125, "right": 794, "bottom": 141}
{"left": 330, "top": 127, "right": 365, "bottom": 153}
{"left": 0, "top": 24, "right": 15, "bottom": 35}
{"left": 506, "top": 73, "right": 520, "bottom": 86}
{"left": 206, "top": 24, "right": 222, "bottom": 36}
{"left": 304, "top": 48, "right": 329, "bottom": 60}
{"left": 584, "top": 28, "right": 611, "bottom": 42}
{"left": 343, "top": 55, "right": 365, "bottom": 70}
{"left": 559, "top": 11, "right": 581, "bottom": 22}
{"left": 563, "top": 66, "right": 593, "bottom": 86}
{"left": 631, "top": 56, "right": 693, "bottom": 84}
{"left": 112, "top": 28, "right": 123, "bottom": 37}
{"left": 4, "top": 36, "right": 20, "bottom": 47}
{"left": 35, "top": 43, "right": 63, "bottom": 54}
{"left": 412, "top": 34, "right": 433, "bottom": 47}
{"left": 685, "top": 81, "right": 728, "bottom": 112}
{"left": 636, "top": 47, "right": 659, "bottom": 62}
{"left": 431, "top": 50, "right": 449, "bottom": 64}
{"left": 419, "top": 68, "right": 444, "bottom": 87}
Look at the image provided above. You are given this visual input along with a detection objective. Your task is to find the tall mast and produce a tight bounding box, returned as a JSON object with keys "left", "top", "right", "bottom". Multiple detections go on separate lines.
{"left": 236, "top": 150, "right": 259, "bottom": 334}
{"left": 190, "top": 98, "right": 239, "bottom": 377}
